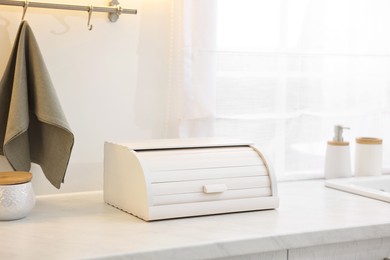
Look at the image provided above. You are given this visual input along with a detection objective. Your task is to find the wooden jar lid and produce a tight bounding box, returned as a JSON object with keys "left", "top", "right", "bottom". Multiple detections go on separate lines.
{"left": 0, "top": 172, "right": 32, "bottom": 185}
{"left": 356, "top": 137, "right": 382, "bottom": 145}
{"left": 327, "top": 141, "right": 349, "bottom": 146}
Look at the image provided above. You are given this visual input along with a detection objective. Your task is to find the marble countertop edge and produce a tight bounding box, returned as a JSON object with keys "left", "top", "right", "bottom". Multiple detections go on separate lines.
{"left": 88, "top": 223, "right": 390, "bottom": 260}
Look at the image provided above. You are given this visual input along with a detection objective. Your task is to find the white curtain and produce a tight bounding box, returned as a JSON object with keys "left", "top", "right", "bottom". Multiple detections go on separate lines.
{"left": 162, "top": 0, "right": 390, "bottom": 179}
{"left": 163, "top": 0, "right": 217, "bottom": 138}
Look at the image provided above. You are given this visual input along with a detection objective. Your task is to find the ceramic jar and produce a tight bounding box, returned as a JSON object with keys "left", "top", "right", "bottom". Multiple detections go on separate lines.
{"left": 354, "top": 137, "right": 383, "bottom": 177}
{"left": 0, "top": 172, "right": 35, "bottom": 221}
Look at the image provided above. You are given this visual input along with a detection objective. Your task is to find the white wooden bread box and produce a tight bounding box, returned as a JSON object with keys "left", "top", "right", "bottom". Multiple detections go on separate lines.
{"left": 104, "top": 138, "right": 279, "bottom": 221}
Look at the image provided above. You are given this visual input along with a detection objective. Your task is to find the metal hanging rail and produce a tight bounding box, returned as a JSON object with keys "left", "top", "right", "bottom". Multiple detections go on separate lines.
{"left": 0, "top": 0, "right": 137, "bottom": 22}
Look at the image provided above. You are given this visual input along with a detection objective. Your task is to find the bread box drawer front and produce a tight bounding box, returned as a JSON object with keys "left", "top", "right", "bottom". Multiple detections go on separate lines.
{"left": 136, "top": 146, "right": 272, "bottom": 206}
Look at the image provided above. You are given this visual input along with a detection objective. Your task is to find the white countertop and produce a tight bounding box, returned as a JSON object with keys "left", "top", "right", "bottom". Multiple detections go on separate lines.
{"left": 0, "top": 180, "right": 389, "bottom": 260}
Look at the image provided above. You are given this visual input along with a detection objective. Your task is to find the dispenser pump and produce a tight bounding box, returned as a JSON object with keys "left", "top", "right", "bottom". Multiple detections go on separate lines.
{"left": 333, "top": 125, "right": 350, "bottom": 142}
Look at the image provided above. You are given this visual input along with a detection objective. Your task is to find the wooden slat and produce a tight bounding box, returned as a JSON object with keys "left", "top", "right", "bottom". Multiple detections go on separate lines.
{"left": 151, "top": 165, "right": 268, "bottom": 183}
{"left": 153, "top": 187, "right": 272, "bottom": 205}
{"left": 152, "top": 176, "right": 270, "bottom": 195}
{"left": 138, "top": 150, "right": 264, "bottom": 172}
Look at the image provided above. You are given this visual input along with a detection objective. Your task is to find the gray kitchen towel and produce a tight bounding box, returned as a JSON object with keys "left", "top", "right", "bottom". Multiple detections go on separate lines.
{"left": 0, "top": 21, "right": 74, "bottom": 189}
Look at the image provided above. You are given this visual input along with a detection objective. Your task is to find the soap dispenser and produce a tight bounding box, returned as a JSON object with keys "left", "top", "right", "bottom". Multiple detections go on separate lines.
{"left": 324, "top": 125, "right": 352, "bottom": 179}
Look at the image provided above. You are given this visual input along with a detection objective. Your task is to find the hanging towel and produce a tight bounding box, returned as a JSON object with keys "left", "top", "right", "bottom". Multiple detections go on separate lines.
{"left": 0, "top": 21, "right": 74, "bottom": 189}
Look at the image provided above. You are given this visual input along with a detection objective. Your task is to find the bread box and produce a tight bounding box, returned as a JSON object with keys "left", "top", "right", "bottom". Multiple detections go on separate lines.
{"left": 104, "top": 138, "right": 279, "bottom": 221}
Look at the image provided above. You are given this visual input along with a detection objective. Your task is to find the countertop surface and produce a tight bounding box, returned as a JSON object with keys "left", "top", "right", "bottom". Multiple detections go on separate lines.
{"left": 0, "top": 180, "right": 389, "bottom": 260}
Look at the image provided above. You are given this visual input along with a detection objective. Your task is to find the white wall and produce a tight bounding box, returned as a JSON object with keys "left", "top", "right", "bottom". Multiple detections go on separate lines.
{"left": 0, "top": 0, "right": 171, "bottom": 194}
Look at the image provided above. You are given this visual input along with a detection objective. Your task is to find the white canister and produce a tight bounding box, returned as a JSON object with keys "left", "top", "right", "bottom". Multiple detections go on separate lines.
{"left": 0, "top": 172, "right": 35, "bottom": 221}
{"left": 354, "top": 137, "right": 383, "bottom": 177}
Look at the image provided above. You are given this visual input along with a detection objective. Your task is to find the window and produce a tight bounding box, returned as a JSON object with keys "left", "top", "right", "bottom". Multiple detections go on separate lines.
{"left": 214, "top": 0, "right": 390, "bottom": 180}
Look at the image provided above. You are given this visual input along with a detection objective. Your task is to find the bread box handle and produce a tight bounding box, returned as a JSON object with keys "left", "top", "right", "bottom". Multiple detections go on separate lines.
{"left": 203, "top": 184, "right": 227, "bottom": 194}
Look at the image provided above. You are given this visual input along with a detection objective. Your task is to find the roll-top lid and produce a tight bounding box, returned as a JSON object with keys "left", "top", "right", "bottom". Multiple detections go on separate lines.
{"left": 108, "top": 138, "right": 254, "bottom": 151}
{"left": 0, "top": 172, "right": 32, "bottom": 185}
